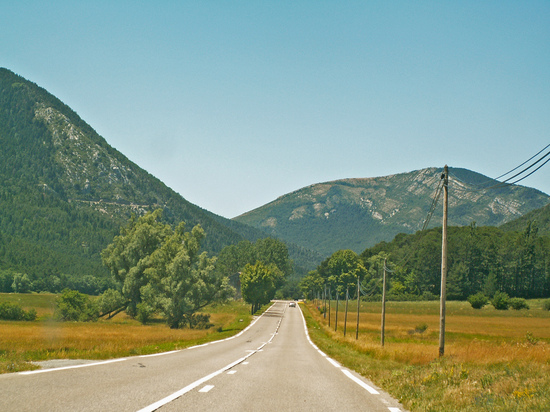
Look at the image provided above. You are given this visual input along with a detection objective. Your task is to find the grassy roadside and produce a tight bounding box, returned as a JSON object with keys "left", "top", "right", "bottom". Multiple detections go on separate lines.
{"left": 0, "top": 293, "right": 259, "bottom": 374}
{"left": 301, "top": 300, "right": 550, "bottom": 411}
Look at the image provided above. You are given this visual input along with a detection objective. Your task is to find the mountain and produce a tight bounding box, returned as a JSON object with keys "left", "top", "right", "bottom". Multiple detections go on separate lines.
{"left": 500, "top": 202, "right": 550, "bottom": 236}
{"left": 233, "top": 168, "right": 550, "bottom": 256}
{"left": 0, "top": 68, "right": 321, "bottom": 281}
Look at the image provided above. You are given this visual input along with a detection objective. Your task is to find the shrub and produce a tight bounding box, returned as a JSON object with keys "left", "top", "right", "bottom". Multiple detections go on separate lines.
{"left": 467, "top": 292, "right": 489, "bottom": 309}
{"left": 54, "top": 289, "right": 98, "bottom": 322}
{"left": 509, "top": 297, "right": 529, "bottom": 310}
{"left": 0, "top": 302, "right": 37, "bottom": 321}
{"left": 187, "top": 313, "right": 213, "bottom": 329}
{"left": 415, "top": 323, "right": 428, "bottom": 333}
{"left": 491, "top": 291, "right": 510, "bottom": 310}
{"left": 543, "top": 299, "right": 550, "bottom": 311}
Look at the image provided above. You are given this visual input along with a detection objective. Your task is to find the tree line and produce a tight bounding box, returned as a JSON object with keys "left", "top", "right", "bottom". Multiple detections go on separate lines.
{"left": 299, "top": 221, "right": 550, "bottom": 302}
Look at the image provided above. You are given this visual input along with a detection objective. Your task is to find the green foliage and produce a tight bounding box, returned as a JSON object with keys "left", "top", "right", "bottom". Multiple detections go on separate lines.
{"left": 216, "top": 237, "right": 294, "bottom": 300}
{"left": 275, "top": 278, "right": 302, "bottom": 300}
{"left": 102, "top": 210, "right": 233, "bottom": 328}
{"left": 11, "top": 273, "right": 31, "bottom": 293}
{"left": 501, "top": 203, "right": 550, "bottom": 237}
{"left": 467, "top": 292, "right": 489, "bottom": 309}
{"left": 509, "top": 297, "right": 529, "bottom": 310}
{"left": 299, "top": 270, "right": 325, "bottom": 300}
{"left": 414, "top": 323, "right": 428, "bottom": 333}
{"left": 101, "top": 209, "right": 170, "bottom": 317}
{"left": 97, "top": 289, "right": 126, "bottom": 318}
{"left": 358, "top": 223, "right": 550, "bottom": 300}
{"left": 306, "top": 249, "right": 367, "bottom": 300}
{"left": 136, "top": 302, "right": 154, "bottom": 325}
{"left": 0, "top": 302, "right": 37, "bottom": 321}
{"left": 187, "top": 313, "right": 213, "bottom": 330}
{"left": 543, "top": 299, "right": 550, "bottom": 311}
{"left": 54, "top": 289, "right": 99, "bottom": 321}
{"left": 491, "top": 291, "right": 510, "bottom": 310}
{"left": 240, "top": 262, "right": 284, "bottom": 314}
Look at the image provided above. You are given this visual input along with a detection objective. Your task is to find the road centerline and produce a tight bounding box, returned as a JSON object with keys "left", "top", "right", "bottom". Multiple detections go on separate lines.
{"left": 136, "top": 303, "right": 284, "bottom": 412}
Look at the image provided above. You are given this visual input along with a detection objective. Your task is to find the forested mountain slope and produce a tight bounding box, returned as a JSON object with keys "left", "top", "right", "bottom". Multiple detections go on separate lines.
{"left": 234, "top": 168, "right": 549, "bottom": 256}
{"left": 500, "top": 202, "right": 550, "bottom": 236}
{"left": 0, "top": 68, "right": 321, "bottom": 282}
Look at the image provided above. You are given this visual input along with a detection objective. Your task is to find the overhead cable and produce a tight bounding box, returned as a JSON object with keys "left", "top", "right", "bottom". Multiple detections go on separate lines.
{"left": 450, "top": 143, "right": 550, "bottom": 193}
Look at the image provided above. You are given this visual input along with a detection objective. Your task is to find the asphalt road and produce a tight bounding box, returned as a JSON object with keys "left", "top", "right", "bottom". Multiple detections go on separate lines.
{"left": 1, "top": 301, "right": 405, "bottom": 411}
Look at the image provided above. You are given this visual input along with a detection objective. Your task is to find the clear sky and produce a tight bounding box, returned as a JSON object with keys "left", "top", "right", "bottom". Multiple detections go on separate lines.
{"left": 2, "top": 1, "right": 549, "bottom": 218}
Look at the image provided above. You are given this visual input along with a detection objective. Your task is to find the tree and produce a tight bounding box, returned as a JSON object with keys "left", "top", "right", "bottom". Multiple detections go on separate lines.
{"left": 141, "top": 223, "right": 233, "bottom": 329}
{"left": 101, "top": 210, "right": 232, "bottom": 328}
{"left": 255, "top": 238, "right": 292, "bottom": 277}
{"left": 327, "top": 249, "right": 367, "bottom": 297}
{"left": 240, "top": 262, "right": 284, "bottom": 314}
{"left": 216, "top": 237, "right": 292, "bottom": 299}
{"left": 299, "top": 270, "right": 325, "bottom": 300}
{"left": 101, "top": 210, "right": 172, "bottom": 317}
{"left": 11, "top": 273, "right": 31, "bottom": 293}
{"left": 54, "top": 289, "right": 98, "bottom": 322}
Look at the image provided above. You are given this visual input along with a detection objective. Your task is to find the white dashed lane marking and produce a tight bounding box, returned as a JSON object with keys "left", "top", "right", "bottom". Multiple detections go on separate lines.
{"left": 199, "top": 385, "right": 214, "bottom": 393}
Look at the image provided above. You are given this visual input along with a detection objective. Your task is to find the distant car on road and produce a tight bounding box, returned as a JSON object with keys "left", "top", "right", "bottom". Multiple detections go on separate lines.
{"left": 289, "top": 302, "right": 296, "bottom": 307}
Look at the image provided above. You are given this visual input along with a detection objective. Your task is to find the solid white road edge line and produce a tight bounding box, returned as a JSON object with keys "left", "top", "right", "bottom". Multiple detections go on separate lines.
{"left": 297, "top": 304, "right": 382, "bottom": 396}
{"left": 19, "top": 303, "right": 279, "bottom": 376}
{"left": 341, "top": 369, "right": 380, "bottom": 395}
{"left": 19, "top": 358, "right": 127, "bottom": 375}
{"left": 140, "top": 350, "right": 181, "bottom": 358}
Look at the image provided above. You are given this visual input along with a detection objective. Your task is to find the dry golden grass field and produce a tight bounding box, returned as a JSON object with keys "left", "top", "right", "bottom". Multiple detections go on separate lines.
{"left": 0, "top": 293, "right": 253, "bottom": 374}
{"left": 2, "top": 293, "right": 549, "bottom": 410}
{"left": 303, "top": 299, "right": 550, "bottom": 411}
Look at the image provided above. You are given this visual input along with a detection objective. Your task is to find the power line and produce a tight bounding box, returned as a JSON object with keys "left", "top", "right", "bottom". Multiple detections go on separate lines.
{"left": 388, "top": 170, "right": 446, "bottom": 269}
{"left": 450, "top": 143, "right": 550, "bottom": 193}
{"left": 421, "top": 178, "right": 444, "bottom": 231}
{"left": 494, "top": 143, "right": 550, "bottom": 180}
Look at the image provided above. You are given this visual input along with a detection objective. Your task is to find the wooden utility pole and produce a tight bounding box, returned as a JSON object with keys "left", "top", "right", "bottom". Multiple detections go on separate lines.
{"left": 328, "top": 287, "right": 331, "bottom": 327}
{"left": 381, "top": 258, "right": 387, "bottom": 347}
{"left": 344, "top": 287, "right": 349, "bottom": 337}
{"left": 323, "top": 285, "right": 327, "bottom": 319}
{"left": 335, "top": 289, "right": 339, "bottom": 331}
{"left": 439, "top": 165, "right": 449, "bottom": 357}
{"left": 356, "top": 276, "right": 360, "bottom": 340}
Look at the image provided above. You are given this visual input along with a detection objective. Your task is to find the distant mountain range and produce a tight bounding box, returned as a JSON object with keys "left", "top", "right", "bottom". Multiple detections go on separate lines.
{"left": 0, "top": 68, "right": 321, "bottom": 278}
{"left": 1, "top": 67, "right": 548, "bottom": 283}
{"left": 234, "top": 168, "right": 549, "bottom": 256}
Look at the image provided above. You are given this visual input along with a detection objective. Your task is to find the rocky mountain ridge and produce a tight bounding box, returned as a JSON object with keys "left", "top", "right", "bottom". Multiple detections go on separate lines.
{"left": 234, "top": 168, "right": 549, "bottom": 256}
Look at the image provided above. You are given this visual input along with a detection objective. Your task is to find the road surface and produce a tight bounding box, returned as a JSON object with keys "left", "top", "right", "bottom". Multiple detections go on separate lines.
{"left": 1, "top": 301, "right": 405, "bottom": 411}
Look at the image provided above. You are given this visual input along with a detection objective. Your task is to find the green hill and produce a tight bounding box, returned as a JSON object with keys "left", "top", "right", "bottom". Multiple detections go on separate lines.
{"left": 500, "top": 202, "right": 550, "bottom": 236}
{"left": 0, "top": 68, "right": 321, "bottom": 284}
{"left": 234, "top": 168, "right": 549, "bottom": 257}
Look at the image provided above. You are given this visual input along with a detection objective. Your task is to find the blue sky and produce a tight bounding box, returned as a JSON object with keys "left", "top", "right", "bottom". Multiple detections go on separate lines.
{"left": 2, "top": 1, "right": 549, "bottom": 218}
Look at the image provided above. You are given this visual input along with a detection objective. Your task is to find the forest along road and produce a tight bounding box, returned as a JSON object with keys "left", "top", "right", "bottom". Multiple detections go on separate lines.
{"left": 0, "top": 301, "right": 405, "bottom": 412}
